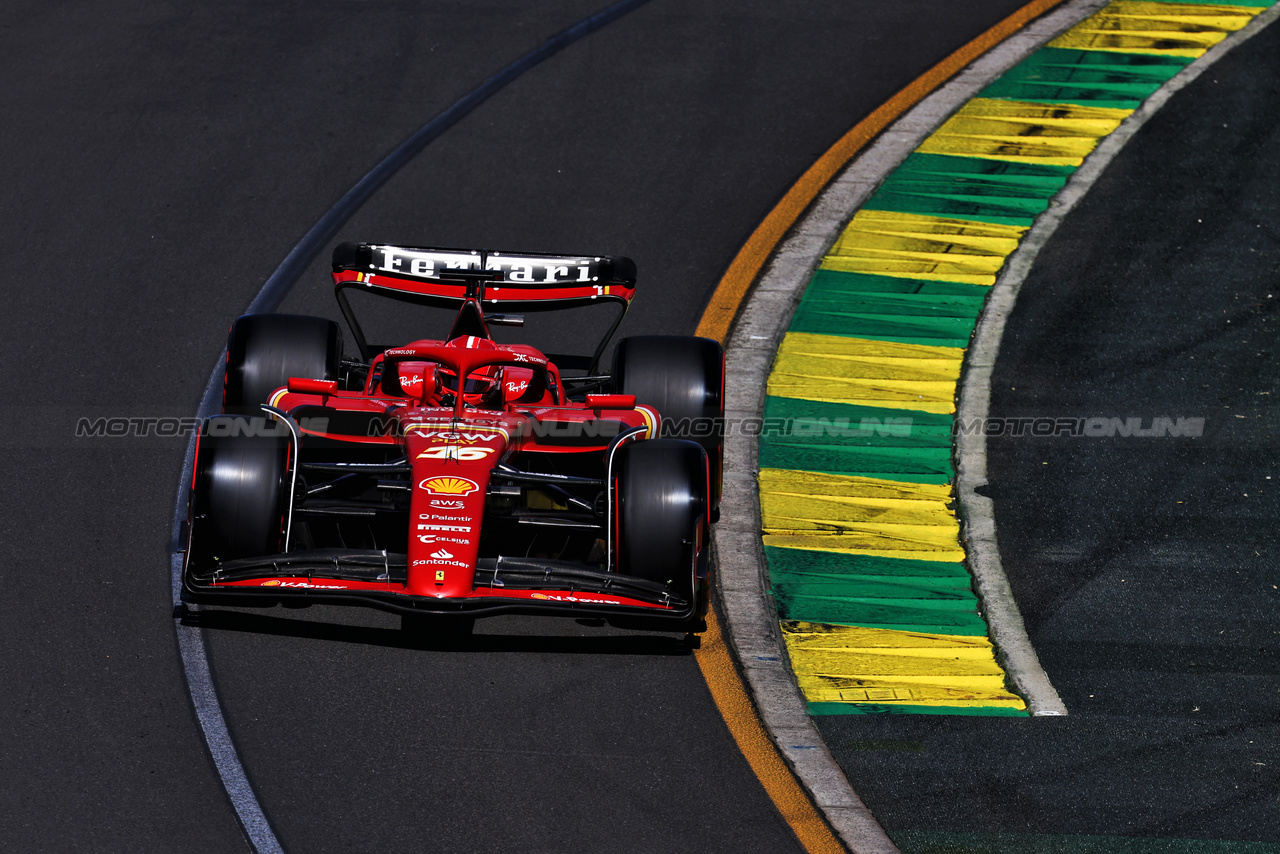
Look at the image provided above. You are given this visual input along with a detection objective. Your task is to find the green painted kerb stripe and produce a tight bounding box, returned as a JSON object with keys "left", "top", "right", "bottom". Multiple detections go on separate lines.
{"left": 810, "top": 702, "right": 1029, "bottom": 717}
{"left": 866, "top": 153, "right": 1074, "bottom": 226}
{"left": 760, "top": 398, "right": 954, "bottom": 484}
{"left": 981, "top": 48, "right": 1194, "bottom": 109}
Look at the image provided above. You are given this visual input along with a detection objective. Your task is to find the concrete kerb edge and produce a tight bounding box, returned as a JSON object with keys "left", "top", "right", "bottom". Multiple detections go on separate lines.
{"left": 712, "top": 1, "right": 1111, "bottom": 850}
{"left": 956, "top": 0, "right": 1280, "bottom": 718}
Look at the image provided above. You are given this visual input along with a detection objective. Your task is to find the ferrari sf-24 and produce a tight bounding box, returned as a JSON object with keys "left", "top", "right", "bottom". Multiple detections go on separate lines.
{"left": 181, "top": 243, "right": 724, "bottom": 636}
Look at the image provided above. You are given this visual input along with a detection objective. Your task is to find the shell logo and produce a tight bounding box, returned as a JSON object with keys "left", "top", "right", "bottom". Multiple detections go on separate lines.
{"left": 260, "top": 580, "right": 282, "bottom": 587}
{"left": 530, "top": 593, "right": 550, "bottom": 600}
{"left": 419, "top": 476, "right": 479, "bottom": 496}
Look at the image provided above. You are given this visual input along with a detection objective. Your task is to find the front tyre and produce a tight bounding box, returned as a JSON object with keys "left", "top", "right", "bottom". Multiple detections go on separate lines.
{"left": 613, "top": 439, "right": 709, "bottom": 615}
{"left": 188, "top": 416, "right": 289, "bottom": 568}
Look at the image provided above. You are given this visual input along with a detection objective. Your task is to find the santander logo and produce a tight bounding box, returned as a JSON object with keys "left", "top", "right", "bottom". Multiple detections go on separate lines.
{"left": 430, "top": 548, "right": 455, "bottom": 560}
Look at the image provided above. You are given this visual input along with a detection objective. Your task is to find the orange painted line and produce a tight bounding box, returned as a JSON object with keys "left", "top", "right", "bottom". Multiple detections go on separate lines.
{"left": 691, "top": 1, "right": 1072, "bottom": 851}
{"left": 694, "top": 0, "right": 1070, "bottom": 343}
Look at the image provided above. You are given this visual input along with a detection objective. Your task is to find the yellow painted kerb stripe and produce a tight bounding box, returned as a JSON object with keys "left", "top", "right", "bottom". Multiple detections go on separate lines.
{"left": 782, "top": 625, "right": 1026, "bottom": 708}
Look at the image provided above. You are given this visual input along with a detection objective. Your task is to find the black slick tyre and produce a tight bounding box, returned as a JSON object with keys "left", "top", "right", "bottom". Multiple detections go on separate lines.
{"left": 611, "top": 335, "right": 724, "bottom": 511}
{"left": 189, "top": 416, "right": 289, "bottom": 566}
{"left": 224, "top": 313, "right": 342, "bottom": 411}
{"left": 613, "top": 439, "right": 708, "bottom": 609}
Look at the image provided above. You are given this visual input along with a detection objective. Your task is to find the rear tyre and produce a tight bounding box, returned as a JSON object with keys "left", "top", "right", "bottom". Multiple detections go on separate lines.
{"left": 611, "top": 336, "right": 724, "bottom": 511}
{"left": 224, "top": 313, "right": 342, "bottom": 411}
{"left": 190, "top": 416, "right": 289, "bottom": 565}
{"left": 614, "top": 439, "right": 708, "bottom": 613}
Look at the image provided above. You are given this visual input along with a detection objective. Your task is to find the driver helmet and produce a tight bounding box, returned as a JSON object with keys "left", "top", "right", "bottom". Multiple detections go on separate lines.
{"left": 441, "top": 336, "right": 503, "bottom": 408}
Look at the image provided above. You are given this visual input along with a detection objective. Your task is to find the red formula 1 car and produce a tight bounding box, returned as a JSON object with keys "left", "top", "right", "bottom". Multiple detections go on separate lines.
{"left": 182, "top": 243, "right": 724, "bottom": 635}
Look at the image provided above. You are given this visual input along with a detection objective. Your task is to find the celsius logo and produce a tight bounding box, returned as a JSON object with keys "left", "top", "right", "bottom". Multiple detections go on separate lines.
{"left": 418, "top": 535, "right": 469, "bottom": 546}
{"left": 419, "top": 476, "right": 479, "bottom": 496}
{"left": 430, "top": 548, "right": 455, "bottom": 560}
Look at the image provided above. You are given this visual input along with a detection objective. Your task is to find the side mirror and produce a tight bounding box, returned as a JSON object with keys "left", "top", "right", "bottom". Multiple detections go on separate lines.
{"left": 501, "top": 367, "right": 548, "bottom": 404}
{"left": 409, "top": 366, "right": 440, "bottom": 401}
{"left": 381, "top": 361, "right": 438, "bottom": 401}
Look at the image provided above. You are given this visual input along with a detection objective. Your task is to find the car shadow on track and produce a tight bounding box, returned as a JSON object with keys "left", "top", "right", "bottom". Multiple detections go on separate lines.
{"left": 180, "top": 607, "right": 693, "bottom": 656}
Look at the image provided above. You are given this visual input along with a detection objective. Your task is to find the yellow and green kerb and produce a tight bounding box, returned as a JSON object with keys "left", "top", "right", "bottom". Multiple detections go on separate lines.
{"left": 759, "top": 0, "right": 1274, "bottom": 716}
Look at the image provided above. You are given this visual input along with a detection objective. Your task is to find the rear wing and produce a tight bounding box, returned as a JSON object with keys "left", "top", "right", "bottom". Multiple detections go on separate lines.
{"left": 331, "top": 243, "right": 636, "bottom": 310}
{"left": 331, "top": 243, "right": 637, "bottom": 371}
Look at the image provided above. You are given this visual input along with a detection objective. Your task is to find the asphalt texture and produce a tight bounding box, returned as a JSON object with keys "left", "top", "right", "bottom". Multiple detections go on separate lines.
{"left": 818, "top": 17, "right": 1280, "bottom": 852}
{"left": 0, "top": 2, "right": 1034, "bottom": 852}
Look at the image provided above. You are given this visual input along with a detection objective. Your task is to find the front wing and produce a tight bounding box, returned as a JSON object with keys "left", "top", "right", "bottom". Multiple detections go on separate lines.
{"left": 181, "top": 549, "right": 696, "bottom": 622}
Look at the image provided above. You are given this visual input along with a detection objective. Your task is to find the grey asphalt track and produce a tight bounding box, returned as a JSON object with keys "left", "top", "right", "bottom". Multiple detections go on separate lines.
{"left": 0, "top": 1, "right": 1032, "bottom": 852}
{"left": 818, "top": 17, "right": 1280, "bottom": 852}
